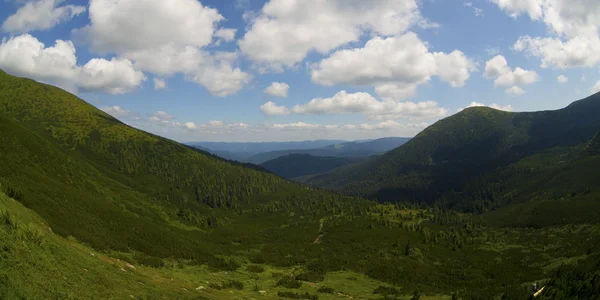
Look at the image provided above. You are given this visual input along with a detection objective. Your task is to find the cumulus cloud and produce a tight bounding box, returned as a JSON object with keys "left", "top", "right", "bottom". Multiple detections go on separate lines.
{"left": 591, "top": 81, "right": 600, "bottom": 94}
{"left": 557, "top": 75, "right": 568, "bottom": 83}
{"left": 71, "top": 0, "right": 250, "bottom": 97}
{"left": 101, "top": 106, "right": 140, "bottom": 120}
{"left": 153, "top": 78, "right": 166, "bottom": 90}
{"left": 311, "top": 33, "right": 474, "bottom": 101}
{"left": 290, "top": 90, "right": 448, "bottom": 120}
{"left": 78, "top": 58, "right": 147, "bottom": 94}
{"left": 494, "top": 67, "right": 538, "bottom": 87}
{"left": 1, "top": 0, "right": 86, "bottom": 33}
{"left": 458, "top": 101, "right": 514, "bottom": 112}
{"left": 183, "top": 122, "right": 198, "bottom": 130}
{"left": 506, "top": 85, "right": 526, "bottom": 96}
{"left": 260, "top": 101, "right": 290, "bottom": 116}
{"left": 0, "top": 34, "right": 145, "bottom": 94}
{"left": 150, "top": 111, "right": 173, "bottom": 122}
{"left": 492, "top": 0, "right": 600, "bottom": 69}
{"left": 214, "top": 28, "right": 237, "bottom": 42}
{"left": 483, "top": 55, "right": 537, "bottom": 95}
{"left": 484, "top": 55, "right": 511, "bottom": 78}
{"left": 264, "top": 82, "right": 289, "bottom": 97}
{"left": 75, "top": 0, "right": 223, "bottom": 53}
{"left": 239, "top": 0, "right": 428, "bottom": 70}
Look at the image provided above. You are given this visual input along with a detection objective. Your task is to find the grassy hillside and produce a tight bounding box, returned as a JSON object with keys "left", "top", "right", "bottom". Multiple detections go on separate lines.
{"left": 1, "top": 69, "right": 599, "bottom": 299}
{"left": 259, "top": 154, "right": 366, "bottom": 179}
{"left": 306, "top": 96, "right": 600, "bottom": 211}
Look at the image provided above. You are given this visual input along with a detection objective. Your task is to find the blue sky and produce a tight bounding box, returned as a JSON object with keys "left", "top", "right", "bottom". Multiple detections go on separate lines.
{"left": 1, "top": 0, "right": 600, "bottom": 142}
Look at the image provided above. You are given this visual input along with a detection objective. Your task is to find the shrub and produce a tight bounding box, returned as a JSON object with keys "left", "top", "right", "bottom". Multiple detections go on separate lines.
{"left": 0, "top": 210, "right": 18, "bottom": 231}
{"left": 276, "top": 276, "right": 302, "bottom": 289}
{"left": 207, "top": 256, "right": 240, "bottom": 271}
{"left": 23, "top": 226, "right": 44, "bottom": 246}
{"left": 373, "top": 286, "right": 400, "bottom": 296}
{"left": 0, "top": 179, "right": 24, "bottom": 201}
{"left": 317, "top": 286, "right": 334, "bottom": 294}
{"left": 221, "top": 280, "right": 244, "bottom": 290}
{"left": 208, "top": 282, "right": 222, "bottom": 290}
{"left": 277, "top": 291, "right": 318, "bottom": 300}
{"left": 246, "top": 264, "right": 265, "bottom": 273}
{"left": 132, "top": 252, "right": 164, "bottom": 268}
{"left": 296, "top": 270, "right": 325, "bottom": 282}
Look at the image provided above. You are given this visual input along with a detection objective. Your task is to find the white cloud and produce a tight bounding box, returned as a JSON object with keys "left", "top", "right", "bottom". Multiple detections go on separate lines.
{"left": 483, "top": 55, "right": 537, "bottom": 94}
{"left": 459, "top": 101, "right": 514, "bottom": 112}
{"left": 264, "top": 82, "right": 289, "bottom": 97}
{"left": 484, "top": 55, "right": 511, "bottom": 78}
{"left": 150, "top": 111, "right": 173, "bottom": 121}
{"left": 71, "top": 0, "right": 250, "bottom": 97}
{"left": 75, "top": 0, "right": 223, "bottom": 53}
{"left": 506, "top": 85, "right": 526, "bottom": 96}
{"left": 311, "top": 33, "right": 474, "bottom": 101}
{"left": 239, "top": 0, "right": 426, "bottom": 70}
{"left": 490, "top": 0, "right": 542, "bottom": 19}
{"left": 0, "top": 34, "right": 145, "bottom": 94}
{"left": 260, "top": 101, "right": 290, "bottom": 116}
{"left": 183, "top": 122, "right": 198, "bottom": 130}
{"left": 154, "top": 78, "right": 166, "bottom": 90}
{"left": 101, "top": 106, "right": 140, "bottom": 120}
{"left": 290, "top": 90, "right": 448, "bottom": 120}
{"left": 514, "top": 35, "right": 600, "bottom": 69}
{"left": 591, "top": 81, "right": 600, "bottom": 94}
{"left": 557, "top": 74, "right": 568, "bottom": 83}
{"left": 214, "top": 28, "right": 237, "bottom": 42}
{"left": 494, "top": 67, "right": 538, "bottom": 87}
{"left": 78, "top": 58, "right": 146, "bottom": 95}
{"left": 493, "top": 0, "right": 600, "bottom": 69}
{"left": 190, "top": 59, "right": 251, "bottom": 97}
{"left": 1, "top": 0, "right": 86, "bottom": 33}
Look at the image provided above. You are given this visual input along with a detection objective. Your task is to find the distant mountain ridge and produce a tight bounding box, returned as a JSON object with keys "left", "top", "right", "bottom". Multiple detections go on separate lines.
{"left": 259, "top": 154, "right": 367, "bottom": 179}
{"left": 245, "top": 137, "right": 411, "bottom": 164}
{"left": 187, "top": 139, "right": 348, "bottom": 153}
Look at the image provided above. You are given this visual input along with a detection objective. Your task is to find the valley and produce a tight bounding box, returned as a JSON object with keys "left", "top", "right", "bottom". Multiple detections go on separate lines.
{"left": 0, "top": 69, "right": 599, "bottom": 299}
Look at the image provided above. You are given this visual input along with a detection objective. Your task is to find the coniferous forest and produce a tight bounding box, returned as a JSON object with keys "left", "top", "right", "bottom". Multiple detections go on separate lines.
{"left": 1, "top": 68, "right": 600, "bottom": 300}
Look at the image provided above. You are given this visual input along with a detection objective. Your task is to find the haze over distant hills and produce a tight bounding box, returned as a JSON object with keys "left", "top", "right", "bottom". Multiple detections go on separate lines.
{"left": 189, "top": 137, "right": 411, "bottom": 164}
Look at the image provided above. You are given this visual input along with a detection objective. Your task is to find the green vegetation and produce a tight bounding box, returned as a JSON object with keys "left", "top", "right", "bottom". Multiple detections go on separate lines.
{"left": 306, "top": 95, "right": 600, "bottom": 214}
{"left": 0, "top": 70, "right": 599, "bottom": 299}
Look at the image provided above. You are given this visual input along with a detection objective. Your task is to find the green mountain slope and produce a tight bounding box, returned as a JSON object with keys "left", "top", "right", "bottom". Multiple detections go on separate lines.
{"left": 2, "top": 69, "right": 600, "bottom": 299}
{"left": 0, "top": 69, "right": 368, "bottom": 263}
{"left": 259, "top": 154, "right": 367, "bottom": 179}
{"left": 306, "top": 95, "right": 600, "bottom": 209}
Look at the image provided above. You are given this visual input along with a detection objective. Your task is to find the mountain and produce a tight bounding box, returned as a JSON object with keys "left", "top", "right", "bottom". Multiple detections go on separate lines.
{"left": 1, "top": 69, "right": 599, "bottom": 299}
{"left": 187, "top": 140, "right": 347, "bottom": 153}
{"left": 306, "top": 94, "right": 600, "bottom": 211}
{"left": 246, "top": 137, "right": 411, "bottom": 164}
{"left": 259, "top": 154, "right": 367, "bottom": 179}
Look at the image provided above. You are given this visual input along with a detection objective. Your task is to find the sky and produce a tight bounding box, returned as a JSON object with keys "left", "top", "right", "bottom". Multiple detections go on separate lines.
{"left": 1, "top": 0, "right": 600, "bottom": 142}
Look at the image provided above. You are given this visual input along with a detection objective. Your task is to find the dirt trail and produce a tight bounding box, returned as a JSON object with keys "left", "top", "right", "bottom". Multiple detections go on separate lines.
{"left": 312, "top": 218, "right": 325, "bottom": 244}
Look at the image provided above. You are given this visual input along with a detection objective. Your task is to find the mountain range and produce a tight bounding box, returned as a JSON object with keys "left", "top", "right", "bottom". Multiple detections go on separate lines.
{"left": 188, "top": 137, "right": 410, "bottom": 164}
{"left": 0, "top": 69, "right": 599, "bottom": 299}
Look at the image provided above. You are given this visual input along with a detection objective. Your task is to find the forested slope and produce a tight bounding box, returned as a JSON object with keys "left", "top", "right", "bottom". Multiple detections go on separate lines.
{"left": 1, "top": 69, "right": 599, "bottom": 299}
{"left": 306, "top": 95, "right": 600, "bottom": 210}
